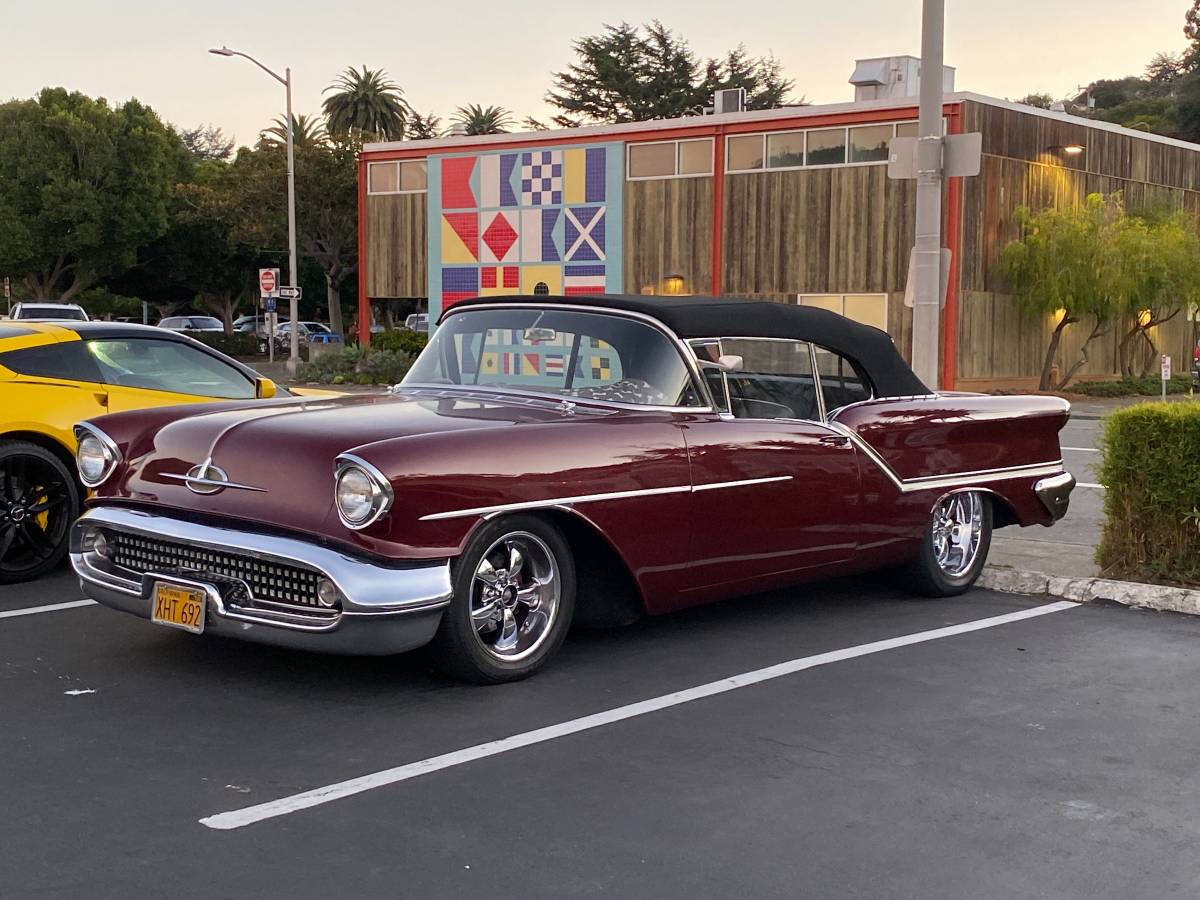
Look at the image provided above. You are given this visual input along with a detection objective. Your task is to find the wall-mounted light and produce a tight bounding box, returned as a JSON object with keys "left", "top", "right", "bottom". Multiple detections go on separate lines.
{"left": 1137, "top": 309, "right": 1153, "bottom": 328}
{"left": 1049, "top": 143, "right": 1086, "bottom": 156}
{"left": 662, "top": 275, "right": 686, "bottom": 296}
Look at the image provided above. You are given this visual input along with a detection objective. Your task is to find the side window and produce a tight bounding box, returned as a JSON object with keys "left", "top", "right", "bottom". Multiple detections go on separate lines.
{"left": 84, "top": 339, "right": 256, "bottom": 399}
{"left": 721, "top": 338, "right": 819, "bottom": 421}
{"left": 813, "top": 346, "right": 872, "bottom": 412}
{"left": 0, "top": 342, "right": 104, "bottom": 383}
{"left": 690, "top": 340, "right": 729, "bottom": 413}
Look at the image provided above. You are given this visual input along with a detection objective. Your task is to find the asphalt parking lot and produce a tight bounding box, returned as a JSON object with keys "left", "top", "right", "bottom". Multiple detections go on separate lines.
{"left": 4, "top": 567, "right": 1200, "bottom": 899}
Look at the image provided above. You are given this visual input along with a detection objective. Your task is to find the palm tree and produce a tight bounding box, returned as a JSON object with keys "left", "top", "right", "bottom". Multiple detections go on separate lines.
{"left": 323, "top": 66, "right": 411, "bottom": 140}
{"left": 452, "top": 104, "right": 515, "bottom": 135}
{"left": 406, "top": 111, "right": 443, "bottom": 140}
{"left": 256, "top": 113, "right": 328, "bottom": 150}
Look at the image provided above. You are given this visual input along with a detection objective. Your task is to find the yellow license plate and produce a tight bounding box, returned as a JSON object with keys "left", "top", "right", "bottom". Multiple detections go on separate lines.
{"left": 151, "top": 582, "right": 206, "bottom": 634}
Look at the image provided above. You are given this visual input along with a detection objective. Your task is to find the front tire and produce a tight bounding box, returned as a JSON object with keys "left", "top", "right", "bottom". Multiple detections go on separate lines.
{"left": 905, "top": 491, "right": 992, "bottom": 597}
{"left": 0, "top": 441, "right": 81, "bottom": 584}
{"left": 429, "top": 515, "right": 576, "bottom": 683}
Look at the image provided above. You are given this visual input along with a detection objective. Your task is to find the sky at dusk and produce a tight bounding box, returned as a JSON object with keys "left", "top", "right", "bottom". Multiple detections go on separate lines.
{"left": 5, "top": 1, "right": 1188, "bottom": 147}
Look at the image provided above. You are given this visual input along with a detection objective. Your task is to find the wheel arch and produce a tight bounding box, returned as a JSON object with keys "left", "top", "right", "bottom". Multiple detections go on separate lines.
{"left": 930, "top": 486, "right": 1017, "bottom": 529}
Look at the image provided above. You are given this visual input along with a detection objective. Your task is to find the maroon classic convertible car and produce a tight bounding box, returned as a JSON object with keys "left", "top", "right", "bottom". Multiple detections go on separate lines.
{"left": 69, "top": 295, "right": 1075, "bottom": 682}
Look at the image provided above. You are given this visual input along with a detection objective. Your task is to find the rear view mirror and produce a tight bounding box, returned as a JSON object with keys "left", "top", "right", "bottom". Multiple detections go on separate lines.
{"left": 256, "top": 377, "right": 277, "bottom": 399}
{"left": 523, "top": 327, "right": 557, "bottom": 343}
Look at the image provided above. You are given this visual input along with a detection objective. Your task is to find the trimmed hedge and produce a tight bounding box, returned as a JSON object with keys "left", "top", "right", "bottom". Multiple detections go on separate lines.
{"left": 296, "top": 347, "right": 414, "bottom": 385}
{"left": 190, "top": 331, "right": 259, "bottom": 358}
{"left": 1071, "top": 375, "right": 1193, "bottom": 398}
{"left": 1097, "top": 401, "right": 1200, "bottom": 586}
{"left": 371, "top": 329, "right": 429, "bottom": 355}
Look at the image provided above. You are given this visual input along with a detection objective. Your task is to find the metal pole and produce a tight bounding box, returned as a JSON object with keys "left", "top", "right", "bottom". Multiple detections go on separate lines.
{"left": 285, "top": 67, "right": 300, "bottom": 376}
{"left": 911, "top": 0, "right": 944, "bottom": 390}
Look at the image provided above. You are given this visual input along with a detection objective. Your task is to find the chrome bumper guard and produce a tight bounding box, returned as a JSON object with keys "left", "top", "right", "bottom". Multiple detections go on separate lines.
{"left": 1034, "top": 471, "right": 1076, "bottom": 522}
{"left": 70, "top": 507, "right": 452, "bottom": 656}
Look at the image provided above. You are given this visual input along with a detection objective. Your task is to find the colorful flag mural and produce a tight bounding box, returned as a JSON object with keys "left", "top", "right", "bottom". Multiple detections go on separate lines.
{"left": 427, "top": 142, "right": 623, "bottom": 319}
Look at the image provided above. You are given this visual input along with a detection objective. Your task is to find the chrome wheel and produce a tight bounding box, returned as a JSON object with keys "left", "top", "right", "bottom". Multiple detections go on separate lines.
{"left": 931, "top": 492, "right": 985, "bottom": 578}
{"left": 469, "top": 531, "right": 560, "bottom": 662}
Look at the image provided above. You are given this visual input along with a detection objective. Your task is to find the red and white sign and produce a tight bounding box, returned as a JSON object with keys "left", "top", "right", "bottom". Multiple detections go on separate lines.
{"left": 259, "top": 268, "right": 279, "bottom": 297}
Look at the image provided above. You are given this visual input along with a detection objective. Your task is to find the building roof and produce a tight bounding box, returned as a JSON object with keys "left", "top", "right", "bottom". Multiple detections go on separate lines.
{"left": 364, "top": 91, "right": 1200, "bottom": 158}
{"left": 447, "top": 293, "right": 930, "bottom": 397}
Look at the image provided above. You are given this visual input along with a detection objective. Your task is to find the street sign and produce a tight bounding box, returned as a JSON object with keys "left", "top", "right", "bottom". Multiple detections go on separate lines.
{"left": 264, "top": 297, "right": 277, "bottom": 313}
{"left": 277, "top": 285, "right": 302, "bottom": 300}
{"left": 888, "top": 132, "right": 983, "bottom": 180}
{"left": 1162, "top": 355, "right": 1172, "bottom": 380}
{"left": 2, "top": 277, "right": 9, "bottom": 299}
{"left": 258, "top": 268, "right": 279, "bottom": 297}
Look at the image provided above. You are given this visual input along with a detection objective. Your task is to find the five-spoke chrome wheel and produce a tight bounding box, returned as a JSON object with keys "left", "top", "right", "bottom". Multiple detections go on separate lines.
{"left": 930, "top": 492, "right": 985, "bottom": 578}
{"left": 469, "top": 531, "right": 561, "bottom": 662}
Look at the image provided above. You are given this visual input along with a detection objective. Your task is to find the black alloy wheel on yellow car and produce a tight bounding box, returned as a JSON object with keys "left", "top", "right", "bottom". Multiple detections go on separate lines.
{"left": 0, "top": 441, "right": 81, "bottom": 583}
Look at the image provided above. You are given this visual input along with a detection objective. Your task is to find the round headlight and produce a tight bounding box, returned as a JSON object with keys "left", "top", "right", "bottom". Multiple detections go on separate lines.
{"left": 336, "top": 465, "right": 376, "bottom": 525}
{"left": 77, "top": 434, "right": 111, "bottom": 485}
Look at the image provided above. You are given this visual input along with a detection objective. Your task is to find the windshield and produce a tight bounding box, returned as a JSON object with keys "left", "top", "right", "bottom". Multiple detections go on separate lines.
{"left": 17, "top": 305, "right": 86, "bottom": 321}
{"left": 85, "top": 338, "right": 255, "bottom": 399}
{"left": 404, "top": 307, "right": 701, "bottom": 407}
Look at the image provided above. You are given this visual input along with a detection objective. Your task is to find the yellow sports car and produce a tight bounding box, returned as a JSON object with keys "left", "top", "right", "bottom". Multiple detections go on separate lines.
{"left": 0, "top": 319, "right": 324, "bottom": 583}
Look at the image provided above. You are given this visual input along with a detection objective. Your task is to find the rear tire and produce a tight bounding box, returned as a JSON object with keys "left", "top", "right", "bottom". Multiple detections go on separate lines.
{"left": 905, "top": 491, "right": 992, "bottom": 597}
{"left": 0, "top": 441, "right": 81, "bottom": 584}
{"left": 429, "top": 515, "right": 576, "bottom": 684}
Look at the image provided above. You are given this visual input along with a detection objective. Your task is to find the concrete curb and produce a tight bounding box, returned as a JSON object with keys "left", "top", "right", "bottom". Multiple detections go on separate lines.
{"left": 979, "top": 566, "right": 1200, "bottom": 616}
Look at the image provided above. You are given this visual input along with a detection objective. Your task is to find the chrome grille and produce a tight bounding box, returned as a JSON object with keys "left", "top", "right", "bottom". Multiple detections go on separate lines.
{"left": 107, "top": 531, "right": 331, "bottom": 612}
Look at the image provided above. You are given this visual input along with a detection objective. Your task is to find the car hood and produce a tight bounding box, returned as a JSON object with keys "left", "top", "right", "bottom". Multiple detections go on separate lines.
{"left": 103, "top": 387, "right": 600, "bottom": 542}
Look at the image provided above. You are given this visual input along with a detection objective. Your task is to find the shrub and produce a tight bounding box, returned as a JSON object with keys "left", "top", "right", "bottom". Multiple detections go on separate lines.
{"left": 190, "top": 331, "right": 259, "bottom": 358}
{"left": 1097, "top": 401, "right": 1200, "bottom": 586}
{"left": 371, "top": 329, "right": 429, "bottom": 355}
{"left": 296, "top": 347, "right": 414, "bottom": 385}
{"left": 1070, "top": 375, "right": 1192, "bottom": 397}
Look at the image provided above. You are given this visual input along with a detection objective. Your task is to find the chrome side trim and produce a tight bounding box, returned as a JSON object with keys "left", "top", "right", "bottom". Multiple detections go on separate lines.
{"left": 162, "top": 458, "right": 267, "bottom": 494}
{"left": 419, "top": 475, "right": 794, "bottom": 522}
{"left": 70, "top": 506, "right": 451, "bottom": 616}
{"left": 824, "top": 420, "right": 1065, "bottom": 493}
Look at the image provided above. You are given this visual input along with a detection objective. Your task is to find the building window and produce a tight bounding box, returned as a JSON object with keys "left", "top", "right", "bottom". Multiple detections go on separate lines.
{"left": 627, "top": 138, "right": 713, "bottom": 179}
{"left": 766, "top": 131, "right": 805, "bottom": 168}
{"left": 798, "top": 294, "right": 888, "bottom": 332}
{"left": 849, "top": 124, "right": 893, "bottom": 163}
{"left": 367, "top": 160, "right": 427, "bottom": 194}
{"left": 806, "top": 128, "right": 847, "bottom": 166}
{"left": 726, "top": 134, "right": 765, "bottom": 171}
{"left": 726, "top": 121, "right": 929, "bottom": 173}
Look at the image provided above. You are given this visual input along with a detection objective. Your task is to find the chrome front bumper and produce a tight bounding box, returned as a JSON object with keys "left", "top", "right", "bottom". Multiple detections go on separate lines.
{"left": 70, "top": 507, "right": 452, "bottom": 656}
{"left": 1034, "top": 471, "right": 1076, "bottom": 522}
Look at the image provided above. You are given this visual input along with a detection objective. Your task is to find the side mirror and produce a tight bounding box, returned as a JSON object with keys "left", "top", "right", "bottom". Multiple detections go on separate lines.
{"left": 255, "top": 377, "right": 277, "bottom": 399}
{"left": 698, "top": 354, "right": 743, "bottom": 373}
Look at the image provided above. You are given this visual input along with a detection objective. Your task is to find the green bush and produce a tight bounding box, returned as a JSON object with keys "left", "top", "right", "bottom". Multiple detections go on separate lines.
{"left": 190, "top": 331, "right": 259, "bottom": 358}
{"left": 1097, "top": 401, "right": 1200, "bottom": 586}
{"left": 371, "top": 329, "right": 428, "bottom": 355}
{"left": 1071, "top": 375, "right": 1193, "bottom": 397}
{"left": 296, "top": 347, "right": 414, "bottom": 385}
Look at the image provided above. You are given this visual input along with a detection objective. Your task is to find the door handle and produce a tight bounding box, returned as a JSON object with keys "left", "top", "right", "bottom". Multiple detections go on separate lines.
{"left": 818, "top": 435, "right": 850, "bottom": 447}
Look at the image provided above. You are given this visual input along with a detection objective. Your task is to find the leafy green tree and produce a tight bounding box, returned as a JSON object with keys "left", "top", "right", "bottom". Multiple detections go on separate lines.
{"left": 322, "top": 66, "right": 410, "bottom": 141}
{"left": 1186, "top": 1, "right": 1200, "bottom": 68}
{"left": 179, "top": 123, "right": 234, "bottom": 161}
{"left": 1146, "top": 51, "right": 1185, "bottom": 84}
{"left": 1175, "top": 69, "right": 1200, "bottom": 141}
{"left": 546, "top": 21, "right": 791, "bottom": 125}
{"left": 1016, "top": 93, "right": 1054, "bottom": 109}
{"left": 406, "top": 112, "right": 443, "bottom": 139}
{"left": 256, "top": 113, "right": 327, "bottom": 150}
{"left": 1000, "top": 194, "right": 1125, "bottom": 390}
{"left": 0, "top": 88, "right": 185, "bottom": 301}
{"left": 452, "top": 104, "right": 515, "bottom": 135}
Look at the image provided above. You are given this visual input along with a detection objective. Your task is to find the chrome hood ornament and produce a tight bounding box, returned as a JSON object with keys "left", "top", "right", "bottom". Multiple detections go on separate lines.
{"left": 163, "top": 458, "right": 266, "bottom": 495}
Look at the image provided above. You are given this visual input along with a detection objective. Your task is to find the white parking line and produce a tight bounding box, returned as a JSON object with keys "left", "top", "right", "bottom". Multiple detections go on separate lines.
{"left": 1062, "top": 447, "right": 1099, "bottom": 453}
{"left": 0, "top": 599, "right": 96, "bottom": 620}
{"left": 1077, "top": 482, "right": 1104, "bottom": 489}
{"left": 201, "top": 600, "right": 1078, "bottom": 831}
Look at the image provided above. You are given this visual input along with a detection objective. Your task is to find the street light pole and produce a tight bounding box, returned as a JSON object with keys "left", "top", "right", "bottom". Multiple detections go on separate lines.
{"left": 911, "top": 0, "right": 945, "bottom": 390}
{"left": 209, "top": 46, "right": 301, "bottom": 375}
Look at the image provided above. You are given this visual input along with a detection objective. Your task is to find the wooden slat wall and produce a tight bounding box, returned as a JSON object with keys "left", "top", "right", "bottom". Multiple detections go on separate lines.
{"left": 623, "top": 177, "right": 713, "bottom": 294}
{"left": 366, "top": 194, "right": 427, "bottom": 298}
{"left": 956, "top": 100, "right": 1200, "bottom": 386}
{"left": 721, "top": 168, "right": 917, "bottom": 296}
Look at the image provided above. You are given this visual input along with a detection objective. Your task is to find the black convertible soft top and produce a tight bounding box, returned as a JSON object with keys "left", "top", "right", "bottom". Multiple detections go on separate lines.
{"left": 448, "top": 294, "right": 930, "bottom": 397}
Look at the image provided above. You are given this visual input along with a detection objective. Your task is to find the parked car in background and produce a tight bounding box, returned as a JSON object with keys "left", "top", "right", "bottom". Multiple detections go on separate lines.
{"left": 0, "top": 321, "right": 298, "bottom": 583}
{"left": 273, "top": 321, "right": 341, "bottom": 350}
{"left": 159, "top": 316, "right": 224, "bottom": 333}
{"left": 70, "top": 295, "right": 1075, "bottom": 683}
{"left": 404, "top": 313, "right": 428, "bottom": 333}
{"left": 7, "top": 302, "right": 89, "bottom": 322}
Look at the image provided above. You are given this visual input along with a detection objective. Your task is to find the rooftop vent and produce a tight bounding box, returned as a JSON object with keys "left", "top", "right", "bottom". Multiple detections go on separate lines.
{"left": 849, "top": 55, "right": 955, "bottom": 102}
